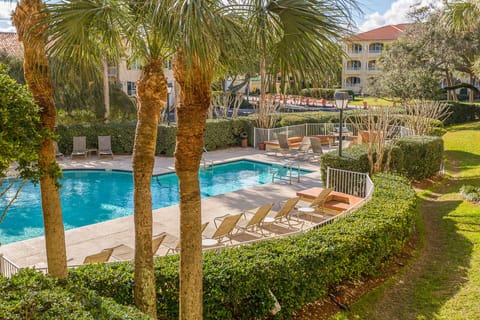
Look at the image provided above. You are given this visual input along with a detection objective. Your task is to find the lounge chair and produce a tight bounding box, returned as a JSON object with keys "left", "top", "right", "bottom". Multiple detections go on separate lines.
{"left": 293, "top": 137, "right": 312, "bottom": 160}
{"left": 236, "top": 203, "right": 274, "bottom": 235}
{"left": 164, "top": 222, "right": 209, "bottom": 254}
{"left": 98, "top": 135, "right": 114, "bottom": 159}
{"left": 275, "top": 133, "right": 295, "bottom": 157}
{"left": 83, "top": 248, "right": 114, "bottom": 264}
{"left": 297, "top": 187, "right": 334, "bottom": 221}
{"left": 308, "top": 137, "right": 324, "bottom": 161}
{"left": 267, "top": 196, "right": 301, "bottom": 226}
{"left": 111, "top": 232, "right": 167, "bottom": 261}
{"left": 202, "top": 213, "right": 243, "bottom": 247}
{"left": 54, "top": 141, "right": 64, "bottom": 159}
{"left": 71, "top": 136, "right": 87, "bottom": 159}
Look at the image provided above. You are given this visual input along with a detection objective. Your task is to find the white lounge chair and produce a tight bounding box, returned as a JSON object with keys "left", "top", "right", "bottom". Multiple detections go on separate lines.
{"left": 71, "top": 136, "right": 87, "bottom": 159}
{"left": 98, "top": 135, "right": 114, "bottom": 159}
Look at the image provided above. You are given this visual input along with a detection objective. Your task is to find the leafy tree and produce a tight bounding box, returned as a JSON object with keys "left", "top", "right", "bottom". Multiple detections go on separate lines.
{"left": 0, "top": 64, "right": 45, "bottom": 222}
{"left": 12, "top": 0, "right": 68, "bottom": 279}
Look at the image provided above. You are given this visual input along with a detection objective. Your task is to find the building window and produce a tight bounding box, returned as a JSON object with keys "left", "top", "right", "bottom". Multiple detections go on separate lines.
{"left": 350, "top": 43, "right": 362, "bottom": 54}
{"left": 369, "top": 43, "right": 383, "bottom": 53}
{"left": 164, "top": 60, "right": 172, "bottom": 70}
{"left": 368, "top": 60, "right": 377, "bottom": 71}
{"left": 346, "top": 77, "right": 361, "bottom": 87}
{"left": 127, "top": 59, "right": 142, "bottom": 70}
{"left": 346, "top": 60, "right": 362, "bottom": 71}
{"left": 127, "top": 81, "right": 137, "bottom": 96}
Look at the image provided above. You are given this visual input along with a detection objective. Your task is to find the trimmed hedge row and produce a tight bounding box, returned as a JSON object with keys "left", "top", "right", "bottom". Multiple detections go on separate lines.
{"left": 443, "top": 101, "right": 480, "bottom": 125}
{"left": 55, "top": 118, "right": 254, "bottom": 156}
{"left": 68, "top": 174, "right": 416, "bottom": 319}
{"left": 0, "top": 269, "right": 150, "bottom": 319}
{"left": 320, "top": 135, "right": 443, "bottom": 181}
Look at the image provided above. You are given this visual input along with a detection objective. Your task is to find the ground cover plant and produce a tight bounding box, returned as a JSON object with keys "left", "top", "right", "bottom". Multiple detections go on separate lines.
{"left": 331, "top": 121, "right": 480, "bottom": 319}
{"left": 63, "top": 173, "right": 416, "bottom": 319}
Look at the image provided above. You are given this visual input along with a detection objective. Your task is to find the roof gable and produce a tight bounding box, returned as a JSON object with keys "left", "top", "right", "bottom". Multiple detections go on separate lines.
{"left": 0, "top": 32, "right": 24, "bottom": 58}
{"left": 348, "top": 24, "right": 412, "bottom": 42}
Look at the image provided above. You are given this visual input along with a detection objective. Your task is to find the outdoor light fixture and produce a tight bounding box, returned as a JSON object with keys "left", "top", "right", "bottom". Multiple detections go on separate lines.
{"left": 334, "top": 92, "right": 349, "bottom": 157}
{"left": 166, "top": 83, "right": 173, "bottom": 125}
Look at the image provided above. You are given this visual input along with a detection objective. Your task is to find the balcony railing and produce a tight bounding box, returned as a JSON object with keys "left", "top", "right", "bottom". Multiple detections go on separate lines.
{"left": 345, "top": 67, "right": 362, "bottom": 71}
{"left": 368, "top": 49, "right": 382, "bottom": 54}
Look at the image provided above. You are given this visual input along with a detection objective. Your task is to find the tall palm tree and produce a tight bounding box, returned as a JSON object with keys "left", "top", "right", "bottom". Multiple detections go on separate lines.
{"left": 239, "top": 0, "right": 359, "bottom": 127}
{"left": 47, "top": 1, "right": 170, "bottom": 316}
{"left": 12, "top": 0, "right": 68, "bottom": 279}
{"left": 160, "top": 0, "right": 360, "bottom": 318}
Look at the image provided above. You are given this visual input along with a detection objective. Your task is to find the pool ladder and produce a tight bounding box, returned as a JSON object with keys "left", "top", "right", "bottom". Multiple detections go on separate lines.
{"left": 201, "top": 147, "right": 214, "bottom": 170}
{"left": 272, "top": 160, "right": 301, "bottom": 184}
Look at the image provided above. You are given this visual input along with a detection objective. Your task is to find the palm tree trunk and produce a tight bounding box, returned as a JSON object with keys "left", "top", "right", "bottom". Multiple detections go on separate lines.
{"left": 102, "top": 56, "right": 110, "bottom": 123}
{"left": 132, "top": 59, "right": 167, "bottom": 318}
{"left": 173, "top": 50, "right": 214, "bottom": 320}
{"left": 13, "top": 0, "right": 67, "bottom": 278}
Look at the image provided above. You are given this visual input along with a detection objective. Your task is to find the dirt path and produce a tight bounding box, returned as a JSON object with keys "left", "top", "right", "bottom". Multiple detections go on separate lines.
{"left": 353, "top": 156, "right": 472, "bottom": 319}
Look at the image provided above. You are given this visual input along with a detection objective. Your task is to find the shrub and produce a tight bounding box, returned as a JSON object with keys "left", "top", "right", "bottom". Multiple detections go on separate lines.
{"left": 299, "top": 88, "right": 335, "bottom": 99}
{"left": 0, "top": 269, "right": 150, "bottom": 319}
{"left": 395, "top": 136, "right": 444, "bottom": 180}
{"left": 320, "top": 144, "right": 404, "bottom": 181}
{"left": 459, "top": 185, "right": 480, "bottom": 202}
{"left": 69, "top": 174, "right": 416, "bottom": 319}
{"left": 56, "top": 118, "right": 254, "bottom": 156}
{"left": 320, "top": 136, "right": 443, "bottom": 181}
{"left": 442, "top": 101, "right": 480, "bottom": 125}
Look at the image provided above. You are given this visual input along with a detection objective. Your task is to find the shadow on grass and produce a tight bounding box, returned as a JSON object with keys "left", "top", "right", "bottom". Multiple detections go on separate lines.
{"left": 445, "top": 151, "right": 480, "bottom": 172}
{"left": 336, "top": 184, "right": 474, "bottom": 320}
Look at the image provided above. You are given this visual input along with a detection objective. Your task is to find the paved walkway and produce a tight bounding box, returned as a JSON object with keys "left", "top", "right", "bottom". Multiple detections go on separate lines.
{"left": 1, "top": 148, "right": 324, "bottom": 268}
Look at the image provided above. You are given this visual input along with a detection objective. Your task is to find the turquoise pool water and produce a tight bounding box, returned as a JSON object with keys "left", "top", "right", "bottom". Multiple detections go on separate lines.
{"left": 0, "top": 160, "right": 311, "bottom": 244}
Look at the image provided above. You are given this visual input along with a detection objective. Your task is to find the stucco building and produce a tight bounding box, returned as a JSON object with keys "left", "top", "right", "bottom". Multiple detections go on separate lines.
{"left": 342, "top": 23, "right": 412, "bottom": 94}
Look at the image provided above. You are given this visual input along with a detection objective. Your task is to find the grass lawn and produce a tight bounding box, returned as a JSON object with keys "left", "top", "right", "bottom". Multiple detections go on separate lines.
{"left": 331, "top": 121, "right": 480, "bottom": 320}
{"left": 350, "top": 97, "right": 398, "bottom": 108}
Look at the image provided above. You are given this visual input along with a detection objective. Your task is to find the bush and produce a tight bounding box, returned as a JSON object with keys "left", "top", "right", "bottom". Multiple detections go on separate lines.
{"left": 0, "top": 269, "right": 150, "bottom": 320}
{"left": 56, "top": 118, "right": 254, "bottom": 156}
{"left": 299, "top": 88, "right": 335, "bottom": 99}
{"left": 68, "top": 174, "right": 416, "bottom": 319}
{"left": 442, "top": 101, "right": 480, "bottom": 125}
{"left": 320, "top": 136, "right": 443, "bottom": 181}
{"left": 459, "top": 185, "right": 480, "bottom": 202}
{"left": 320, "top": 144, "right": 404, "bottom": 181}
{"left": 395, "top": 136, "right": 444, "bottom": 180}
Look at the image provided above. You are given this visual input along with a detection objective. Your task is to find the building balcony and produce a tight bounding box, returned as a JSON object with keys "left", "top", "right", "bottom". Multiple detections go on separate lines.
{"left": 345, "top": 67, "right": 362, "bottom": 72}
{"left": 368, "top": 49, "right": 382, "bottom": 54}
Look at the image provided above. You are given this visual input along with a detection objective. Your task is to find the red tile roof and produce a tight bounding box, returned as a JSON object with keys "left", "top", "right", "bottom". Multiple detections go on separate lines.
{"left": 0, "top": 32, "right": 23, "bottom": 57}
{"left": 348, "top": 24, "right": 412, "bottom": 41}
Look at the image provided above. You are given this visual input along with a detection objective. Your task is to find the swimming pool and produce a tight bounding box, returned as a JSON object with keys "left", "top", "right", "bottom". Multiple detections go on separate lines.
{"left": 0, "top": 160, "right": 311, "bottom": 244}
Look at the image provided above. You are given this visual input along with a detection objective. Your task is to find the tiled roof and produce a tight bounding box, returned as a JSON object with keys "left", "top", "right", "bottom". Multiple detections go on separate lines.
{"left": 348, "top": 24, "right": 412, "bottom": 41}
{"left": 0, "top": 32, "right": 23, "bottom": 57}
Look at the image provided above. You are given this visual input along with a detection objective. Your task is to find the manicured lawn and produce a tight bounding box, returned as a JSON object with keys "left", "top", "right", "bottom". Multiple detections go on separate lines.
{"left": 332, "top": 121, "right": 480, "bottom": 319}
{"left": 349, "top": 97, "right": 398, "bottom": 108}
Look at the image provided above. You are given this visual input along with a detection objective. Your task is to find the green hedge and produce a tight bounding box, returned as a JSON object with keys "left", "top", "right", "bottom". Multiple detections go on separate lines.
{"left": 319, "top": 144, "right": 404, "bottom": 181}
{"left": 0, "top": 269, "right": 150, "bottom": 319}
{"left": 320, "top": 135, "right": 443, "bottom": 181}
{"left": 68, "top": 174, "right": 416, "bottom": 319}
{"left": 395, "top": 136, "right": 444, "bottom": 180}
{"left": 443, "top": 101, "right": 480, "bottom": 125}
{"left": 56, "top": 118, "right": 254, "bottom": 156}
{"left": 299, "top": 88, "right": 336, "bottom": 99}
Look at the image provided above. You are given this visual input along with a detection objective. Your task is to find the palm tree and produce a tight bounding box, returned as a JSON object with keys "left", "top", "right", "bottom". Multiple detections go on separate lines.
{"left": 12, "top": 0, "right": 68, "bottom": 279}
{"left": 444, "top": 0, "right": 480, "bottom": 77}
{"left": 162, "top": 0, "right": 359, "bottom": 318}
{"left": 47, "top": 1, "right": 170, "bottom": 316}
{"left": 239, "top": 0, "right": 359, "bottom": 128}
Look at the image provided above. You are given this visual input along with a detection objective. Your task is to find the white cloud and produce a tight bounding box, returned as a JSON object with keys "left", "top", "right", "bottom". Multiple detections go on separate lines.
{"left": 358, "top": 0, "right": 444, "bottom": 32}
{"left": 0, "top": 1, "right": 16, "bottom": 32}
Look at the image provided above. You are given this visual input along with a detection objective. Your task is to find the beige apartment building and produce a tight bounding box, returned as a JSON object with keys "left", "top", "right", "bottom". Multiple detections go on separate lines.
{"left": 342, "top": 23, "right": 411, "bottom": 94}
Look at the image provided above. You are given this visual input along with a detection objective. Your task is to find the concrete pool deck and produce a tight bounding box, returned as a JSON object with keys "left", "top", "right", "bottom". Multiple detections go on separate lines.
{"left": 1, "top": 147, "right": 324, "bottom": 268}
